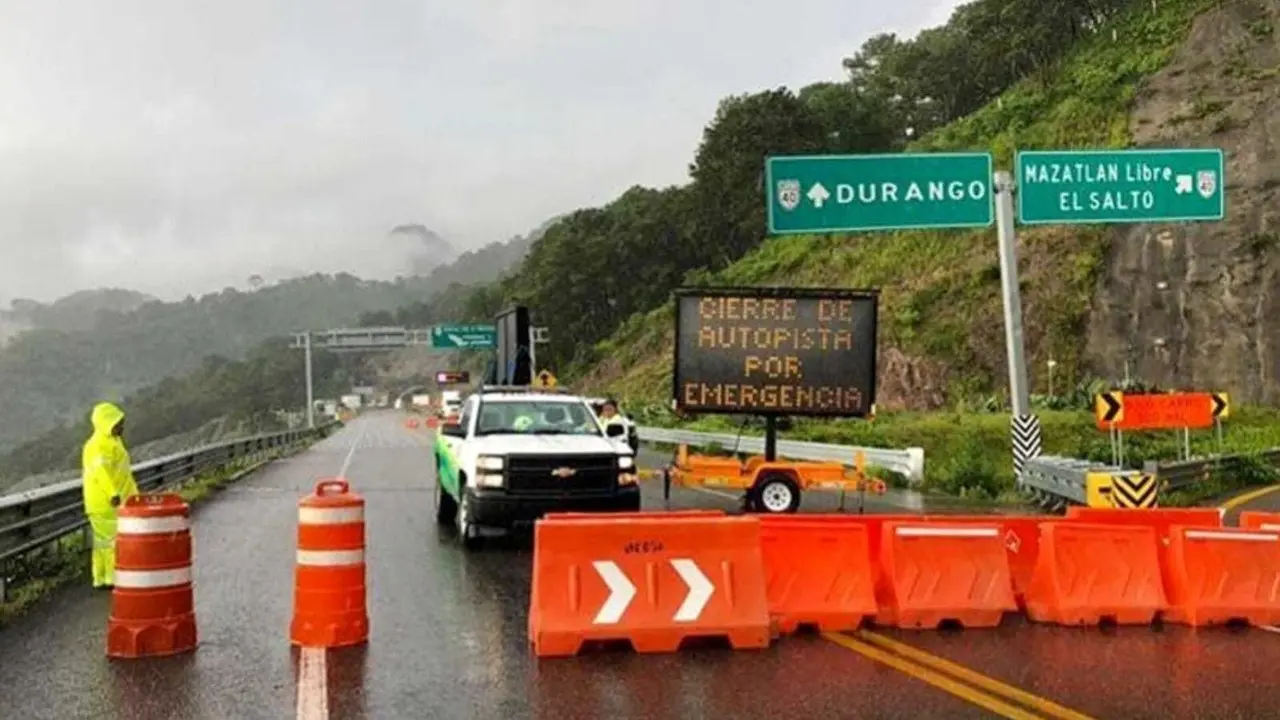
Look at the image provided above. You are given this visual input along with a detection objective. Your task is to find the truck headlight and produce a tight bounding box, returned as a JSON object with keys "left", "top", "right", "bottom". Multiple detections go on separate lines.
{"left": 476, "top": 472, "right": 504, "bottom": 488}
{"left": 618, "top": 473, "right": 638, "bottom": 486}
{"left": 617, "top": 455, "right": 634, "bottom": 470}
{"left": 477, "top": 455, "right": 504, "bottom": 471}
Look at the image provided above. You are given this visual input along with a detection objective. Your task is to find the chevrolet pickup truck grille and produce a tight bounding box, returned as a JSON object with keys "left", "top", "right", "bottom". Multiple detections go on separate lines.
{"left": 504, "top": 454, "right": 617, "bottom": 494}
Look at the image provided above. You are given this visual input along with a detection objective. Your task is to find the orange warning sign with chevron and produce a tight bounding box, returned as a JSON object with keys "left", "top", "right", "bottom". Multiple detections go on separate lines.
{"left": 1094, "top": 391, "right": 1227, "bottom": 431}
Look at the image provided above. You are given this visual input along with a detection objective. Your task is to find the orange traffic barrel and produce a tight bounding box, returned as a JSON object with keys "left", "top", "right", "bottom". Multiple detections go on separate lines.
{"left": 290, "top": 479, "right": 369, "bottom": 648}
{"left": 106, "top": 493, "right": 198, "bottom": 658}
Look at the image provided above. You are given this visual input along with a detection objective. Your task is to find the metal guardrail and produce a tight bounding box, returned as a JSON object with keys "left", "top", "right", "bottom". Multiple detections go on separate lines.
{"left": 635, "top": 426, "right": 925, "bottom": 483}
{"left": 1144, "top": 448, "right": 1280, "bottom": 492}
{"left": 0, "top": 424, "right": 336, "bottom": 575}
{"left": 1018, "top": 455, "right": 1120, "bottom": 512}
{"left": 1020, "top": 448, "right": 1280, "bottom": 511}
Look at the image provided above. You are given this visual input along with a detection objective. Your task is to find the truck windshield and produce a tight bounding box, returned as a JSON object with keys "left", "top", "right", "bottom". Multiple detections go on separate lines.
{"left": 475, "top": 401, "right": 602, "bottom": 436}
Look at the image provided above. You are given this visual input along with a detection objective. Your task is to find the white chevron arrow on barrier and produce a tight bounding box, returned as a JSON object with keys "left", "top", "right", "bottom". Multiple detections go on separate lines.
{"left": 671, "top": 558, "right": 714, "bottom": 622}
{"left": 592, "top": 560, "right": 635, "bottom": 625}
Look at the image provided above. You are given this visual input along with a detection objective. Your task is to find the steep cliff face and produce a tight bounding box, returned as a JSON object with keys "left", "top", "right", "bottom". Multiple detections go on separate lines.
{"left": 1087, "top": 0, "right": 1280, "bottom": 401}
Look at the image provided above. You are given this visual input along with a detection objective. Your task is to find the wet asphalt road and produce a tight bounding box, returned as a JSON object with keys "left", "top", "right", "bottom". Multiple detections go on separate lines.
{"left": 2, "top": 410, "right": 1278, "bottom": 720}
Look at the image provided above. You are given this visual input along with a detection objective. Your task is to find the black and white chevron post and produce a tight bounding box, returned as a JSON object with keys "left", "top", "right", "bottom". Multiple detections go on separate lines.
{"left": 1011, "top": 414, "right": 1043, "bottom": 477}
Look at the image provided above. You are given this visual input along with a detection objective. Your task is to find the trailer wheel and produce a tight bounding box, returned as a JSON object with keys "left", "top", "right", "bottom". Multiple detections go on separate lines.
{"left": 754, "top": 473, "right": 801, "bottom": 514}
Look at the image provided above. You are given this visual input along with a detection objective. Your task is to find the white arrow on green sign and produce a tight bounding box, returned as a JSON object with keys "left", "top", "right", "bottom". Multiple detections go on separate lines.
{"left": 431, "top": 324, "right": 496, "bottom": 350}
{"left": 765, "top": 153, "right": 995, "bottom": 234}
{"left": 1016, "top": 148, "right": 1225, "bottom": 224}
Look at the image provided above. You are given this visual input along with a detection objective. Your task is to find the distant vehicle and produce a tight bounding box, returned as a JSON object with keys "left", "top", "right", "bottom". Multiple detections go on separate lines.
{"left": 410, "top": 393, "right": 432, "bottom": 410}
{"left": 340, "top": 394, "right": 362, "bottom": 411}
{"left": 433, "top": 386, "right": 639, "bottom": 549}
{"left": 439, "top": 390, "right": 462, "bottom": 419}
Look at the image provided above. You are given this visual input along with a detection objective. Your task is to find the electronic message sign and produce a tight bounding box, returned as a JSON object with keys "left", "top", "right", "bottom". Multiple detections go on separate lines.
{"left": 672, "top": 287, "right": 878, "bottom": 417}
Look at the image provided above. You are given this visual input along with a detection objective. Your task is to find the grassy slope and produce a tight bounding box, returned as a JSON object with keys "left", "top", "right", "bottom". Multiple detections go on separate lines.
{"left": 580, "top": 0, "right": 1280, "bottom": 494}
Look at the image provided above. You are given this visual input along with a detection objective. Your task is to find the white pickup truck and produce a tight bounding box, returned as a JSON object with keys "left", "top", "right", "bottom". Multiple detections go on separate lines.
{"left": 432, "top": 387, "right": 640, "bottom": 549}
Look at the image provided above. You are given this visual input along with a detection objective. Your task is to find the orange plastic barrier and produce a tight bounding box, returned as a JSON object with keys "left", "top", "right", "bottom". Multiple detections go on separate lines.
{"left": 921, "top": 514, "right": 1045, "bottom": 609}
{"left": 1025, "top": 522, "right": 1166, "bottom": 626}
{"left": 426, "top": 416, "right": 440, "bottom": 429}
{"left": 107, "top": 493, "right": 198, "bottom": 658}
{"left": 874, "top": 521, "right": 1017, "bottom": 629}
{"left": 528, "top": 515, "right": 771, "bottom": 657}
{"left": 757, "top": 517, "right": 877, "bottom": 633}
{"left": 1162, "top": 525, "right": 1280, "bottom": 627}
{"left": 1064, "top": 507, "right": 1223, "bottom": 543}
{"left": 756, "top": 513, "right": 919, "bottom": 559}
{"left": 404, "top": 418, "right": 419, "bottom": 429}
{"left": 1238, "top": 511, "right": 1280, "bottom": 532}
{"left": 290, "top": 479, "right": 369, "bottom": 648}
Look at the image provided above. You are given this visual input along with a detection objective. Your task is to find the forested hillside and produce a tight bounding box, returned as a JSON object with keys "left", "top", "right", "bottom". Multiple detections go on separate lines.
{"left": 0, "top": 229, "right": 533, "bottom": 453}
{"left": 417, "top": 0, "right": 1162, "bottom": 383}
{"left": 0, "top": 288, "right": 156, "bottom": 343}
{"left": 399, "top": 0, "right": 1271, "bottom": 413}
{"left": 0, "top": 338, "right": 363, "bottom": 489}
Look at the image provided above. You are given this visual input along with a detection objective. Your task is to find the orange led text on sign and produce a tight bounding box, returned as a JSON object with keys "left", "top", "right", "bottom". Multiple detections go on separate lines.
{"left": 684, "top": 296, "right": 867, "bottom": 414}
{"left": 1116, "top": 393, "right": 1215, "bottom": 431}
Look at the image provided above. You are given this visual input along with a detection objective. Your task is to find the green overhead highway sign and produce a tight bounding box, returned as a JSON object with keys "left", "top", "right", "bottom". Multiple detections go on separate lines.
{"left": 431, "top": 324, "right": 496, "bottom": 350}
{"left": 765, "top": 153, "right": 994, "bottom": 234}
{"left": 1016, "top": 148, "right": 1225, "bottom": 224}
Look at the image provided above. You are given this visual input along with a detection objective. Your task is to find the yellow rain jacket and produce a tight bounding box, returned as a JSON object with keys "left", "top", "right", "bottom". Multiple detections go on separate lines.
{"left": 82, "top": 402, "right": 139, "bottom": 587}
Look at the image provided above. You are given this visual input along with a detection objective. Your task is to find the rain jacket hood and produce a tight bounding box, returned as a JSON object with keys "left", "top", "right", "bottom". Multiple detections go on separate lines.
{"left": 91, "top": 402, "right": 125, "bottom": 437}
{"left": 82, "top": 402, "right": 137, "bottom": 517}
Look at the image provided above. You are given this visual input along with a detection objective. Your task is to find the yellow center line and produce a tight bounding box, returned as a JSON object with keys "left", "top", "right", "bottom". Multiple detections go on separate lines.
{"left": 821, "top": 632, "right": 1047, "bottom": 720}
{"left": 1218, "top": 483, "right": 1280, "bottom": 512}
{"left": 855, "top": 631, "right": 1096, "bottom": 720}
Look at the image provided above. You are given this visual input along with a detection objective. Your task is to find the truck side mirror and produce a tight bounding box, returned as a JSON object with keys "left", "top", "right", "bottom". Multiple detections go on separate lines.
{"left": 605, "top": 424, "right": 626, "bottom": 438}
{"left": 440, "top": 422, "right": 466, "bottom": 438}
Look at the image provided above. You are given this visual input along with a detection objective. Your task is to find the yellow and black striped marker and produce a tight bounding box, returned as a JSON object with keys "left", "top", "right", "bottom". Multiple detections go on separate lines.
{"left": 1111, "top": 472, "right": 1157, "bottom": 508}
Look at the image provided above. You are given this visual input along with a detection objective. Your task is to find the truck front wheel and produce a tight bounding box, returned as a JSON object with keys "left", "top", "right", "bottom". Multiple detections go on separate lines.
{"left": 456, "top": 482, "right": 481, "bottom": 550}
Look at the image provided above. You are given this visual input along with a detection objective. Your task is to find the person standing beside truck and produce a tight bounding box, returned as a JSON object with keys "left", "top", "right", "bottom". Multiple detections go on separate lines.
{"left": 597, "top": 398, "right": 640, "bottom": 454}
{"left": 81, "top": 402, "right": 140, "bottom": 589}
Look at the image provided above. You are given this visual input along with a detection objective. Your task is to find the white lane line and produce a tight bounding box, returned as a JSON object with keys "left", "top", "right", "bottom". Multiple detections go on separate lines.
{"left": 296, "top": 646, "right": 329, "bottom": 720}
{"left": 337, "top": 427, "right": 365, "bottom": 479}
{"left": 690, "top": 486, "right": 740, "bottom": 501}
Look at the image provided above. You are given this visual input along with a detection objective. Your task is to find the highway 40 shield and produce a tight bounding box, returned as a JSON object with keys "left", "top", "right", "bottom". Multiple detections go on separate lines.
{"left": 1196, "top": 170, "right": 1217, "bottom": 199}
{"left": 776, "top": 179, "right": 801, "bottom": 211}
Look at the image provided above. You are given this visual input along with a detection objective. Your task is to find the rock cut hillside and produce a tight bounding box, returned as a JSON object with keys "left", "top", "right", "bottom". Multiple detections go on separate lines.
{"left": 1088, "top": 0, "right": 1280, "bottom": 402}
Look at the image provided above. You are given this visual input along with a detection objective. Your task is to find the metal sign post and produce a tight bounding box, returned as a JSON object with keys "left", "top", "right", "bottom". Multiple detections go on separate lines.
{"left": 303, "top": 332, "right": 314, "bottom": 429}
{"left": 994, "top": 171, "right": 1043, "bottom": 480}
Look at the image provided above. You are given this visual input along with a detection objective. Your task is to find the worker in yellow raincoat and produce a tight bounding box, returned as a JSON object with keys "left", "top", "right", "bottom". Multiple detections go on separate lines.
{"left": 81, "top": 402, "right": 139, "bottom": 588}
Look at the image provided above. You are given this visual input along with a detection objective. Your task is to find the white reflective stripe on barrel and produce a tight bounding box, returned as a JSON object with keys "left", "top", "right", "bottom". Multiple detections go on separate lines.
{"left": 298, "top": 506, "right": 364, "bottom": 525}
{"left": 114, "top": 566, "right": 193, "bottom": 589}
{"left": 296, "top": 549, "right": 365, "bottom": 566}
{"left": 118, "top": 515, "right": 190, "bottom": 535}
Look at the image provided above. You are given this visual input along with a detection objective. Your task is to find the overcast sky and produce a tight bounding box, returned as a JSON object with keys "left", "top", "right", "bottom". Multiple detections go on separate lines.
{"left": 0, "top": 0, "right": 962, "bottom": 303}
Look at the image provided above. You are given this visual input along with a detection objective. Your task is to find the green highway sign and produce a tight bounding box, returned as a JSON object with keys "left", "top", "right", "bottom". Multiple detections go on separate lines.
{"left": 431, "top": 324, "right": 496, "bottom": 350}
{"left": 765, "top": 153, "right": 994, "bottom": 234}
{"left": 1016, "top": 148, "right": 1225, "bottom": 224}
